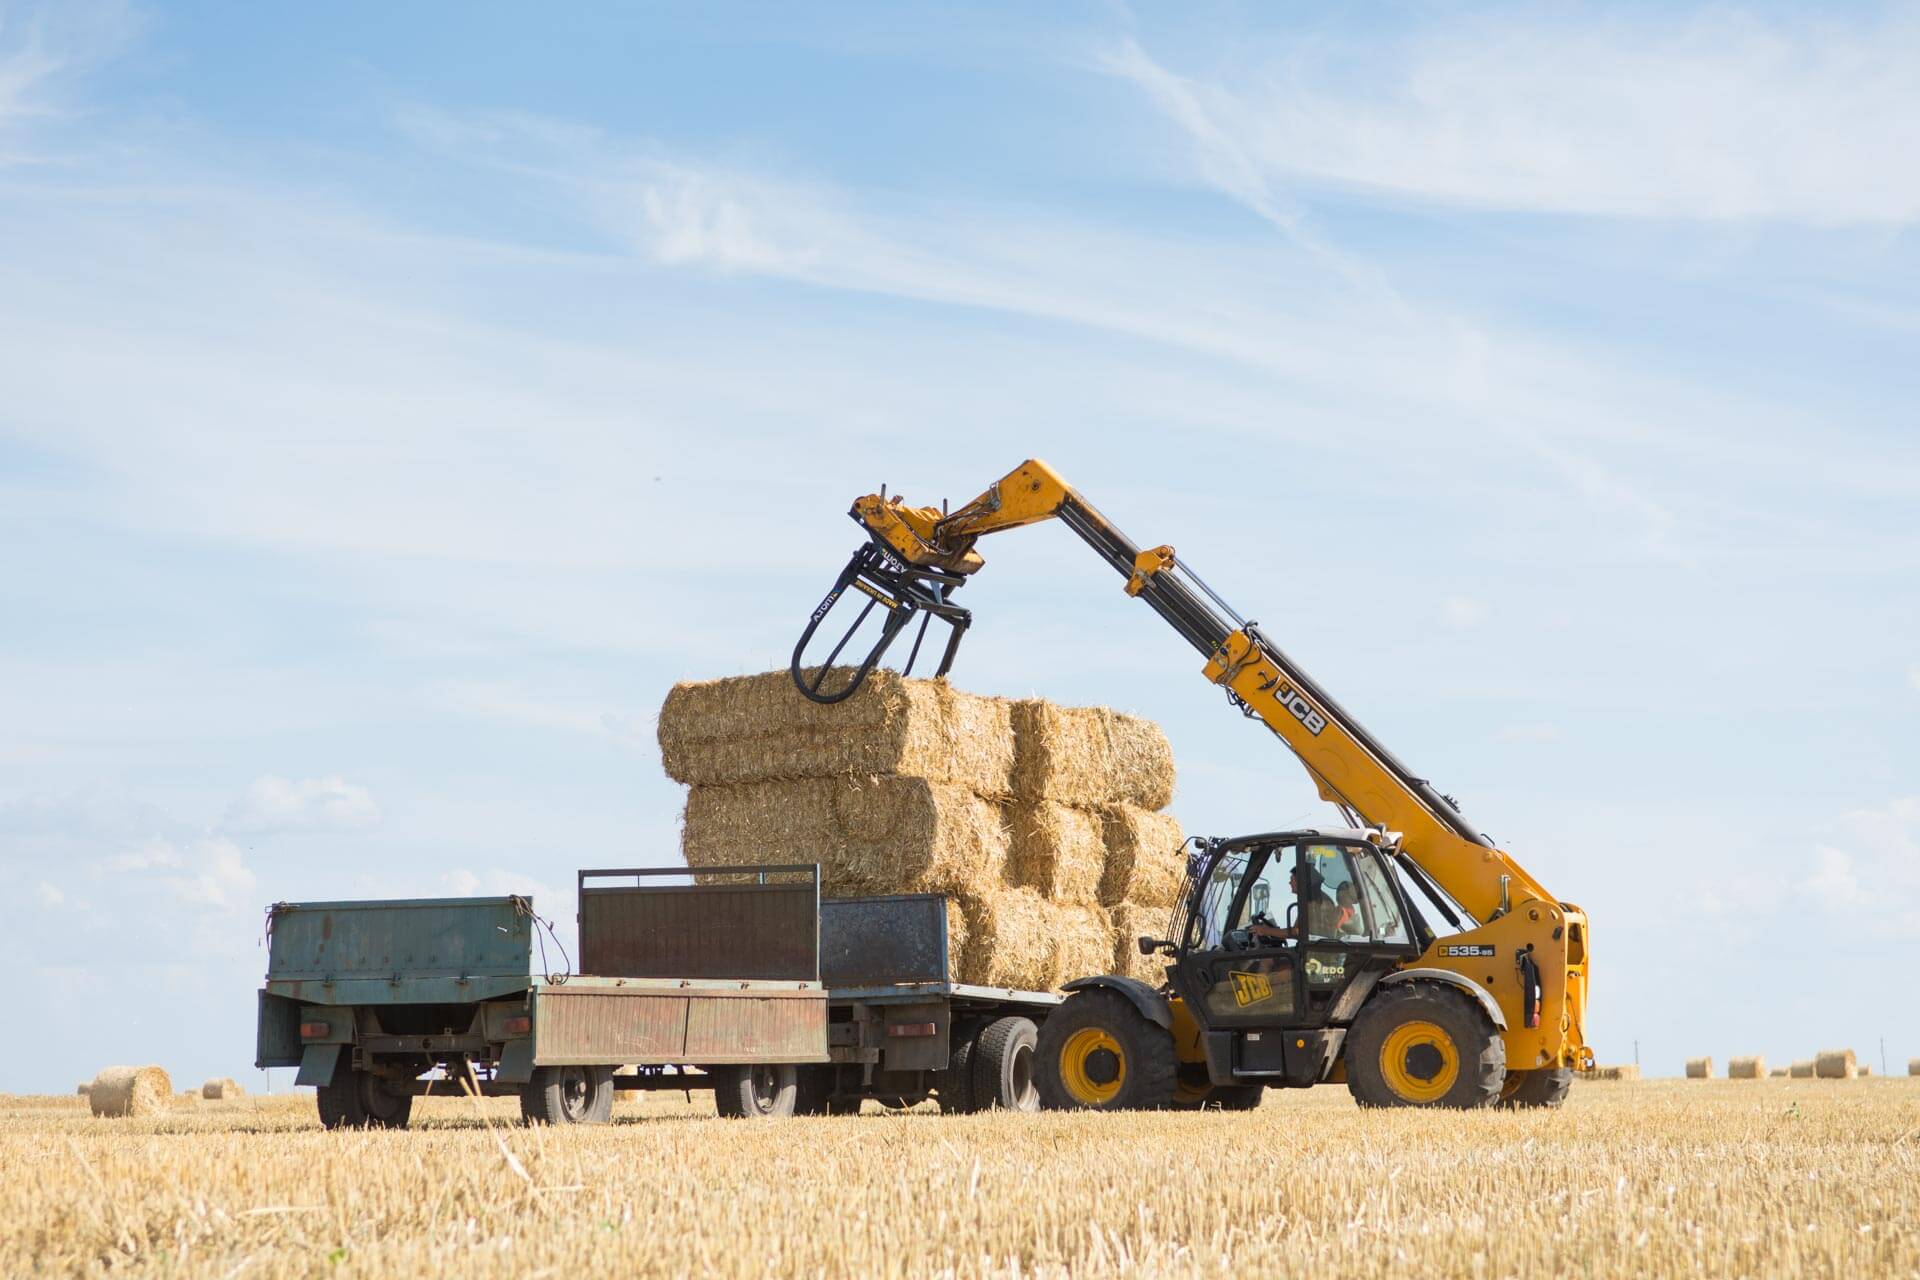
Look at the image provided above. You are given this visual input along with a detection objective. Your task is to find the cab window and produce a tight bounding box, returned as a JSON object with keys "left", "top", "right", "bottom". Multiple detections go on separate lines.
{"left": 1353, "top": 850, "right": 1411, "bottom": 945}
{"left": 1189, "top": 847, "right": 1291, "bottom": 949}
{"left": 1189, "top": 850, "right": 1249, "bottom": 950}
{"left": 1301, "top": 844, "right": 1362, "bottom": 940}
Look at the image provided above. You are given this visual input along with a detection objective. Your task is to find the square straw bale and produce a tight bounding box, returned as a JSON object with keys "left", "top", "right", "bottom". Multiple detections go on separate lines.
{"left": 956, "top": 889, "right": 1057, "bottom": 990}
{"left": 1106, "top": 713, "right": 1176, "bottom": 810}
{"left": 1053, "top": 904, "right": 1117, "bottom": 983}
{"left": 682, "top": 776, "right": 1008, "bottom": 898}
{"left": 957, "top": 891, "right": 1115, "bottom": 990}
{"left": 944, "top": 899, "right": 969, "bottom": 981}
{"left": 1109, "top": 900, "right": 1175, "bottom": 984}
{"left": 1009, "top": 702, "right": 1175, "bottom": 809}
{"left": 659, "top": 670, "right": 1013, "bottom": 793}
{"left": 1007, "top": 801, "right": 1106, "bottom": 903}
{"left": 1097, "top": 806, "right": 1187, "bottom": 907}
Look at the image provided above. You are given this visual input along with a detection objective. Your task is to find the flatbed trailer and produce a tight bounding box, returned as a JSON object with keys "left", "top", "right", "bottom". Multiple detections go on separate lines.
{"left": 256, "top": 865, "right": 1057, "bottom": 1126}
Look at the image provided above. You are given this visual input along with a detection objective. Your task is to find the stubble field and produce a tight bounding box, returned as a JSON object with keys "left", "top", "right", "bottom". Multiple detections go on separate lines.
{"left": 5, "top": 1078, "right": 1915, "bottom": 1278}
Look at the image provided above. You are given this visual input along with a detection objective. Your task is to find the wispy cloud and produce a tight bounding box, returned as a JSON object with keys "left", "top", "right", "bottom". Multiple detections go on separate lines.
{"left": 0, "top": 0, "right": 135, "bottom": 162}
{"left": 1103, "top": 9, "right": 1920, "bottom": 224}
{"left": 222, "top": 774, "right": 380, "bottom": 836}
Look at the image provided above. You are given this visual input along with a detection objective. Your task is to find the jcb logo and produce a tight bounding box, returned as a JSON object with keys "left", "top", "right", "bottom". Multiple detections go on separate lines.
{"left": 1275, "top": 683, "right": 1327, "bottom": 736}
{"left": 1230, "top": 970, "right": 1273, "bottom": 1007}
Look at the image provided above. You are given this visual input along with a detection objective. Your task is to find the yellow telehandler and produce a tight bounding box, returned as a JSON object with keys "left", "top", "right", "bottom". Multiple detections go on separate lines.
{"left": 792, "top": 459, "right": 1591, "bottom": 1109}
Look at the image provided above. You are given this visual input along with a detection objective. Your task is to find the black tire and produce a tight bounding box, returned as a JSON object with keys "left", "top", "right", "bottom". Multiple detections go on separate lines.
{"left": 970, "top": 1016, "right": 1040, "bottom": 1112}
{"left": 711, "top": 1064, "right": 799, "bottom": 1119}
{"left": 520, "top": 1065, "right": 613, "bottom": 1126}
{"left": 1345, "top": 983, "right": 1504, "bottom": 1110}
{"left": 316, "top": 1066, "right": 414, "bottom": 1130}
{"left": 1501, "top": 1067, "right": 1573, "bottom": 1109}
{"left": 937, "top": 1032, "right": 980, "bottom": 1114}
{"left": 1035, "top": 989, "right": 1176, "bottom": 1111}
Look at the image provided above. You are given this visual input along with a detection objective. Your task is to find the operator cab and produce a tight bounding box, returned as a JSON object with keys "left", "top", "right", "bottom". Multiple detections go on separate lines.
{"left": 1159, "top": 829, "right": 1428, "bottom": 1086}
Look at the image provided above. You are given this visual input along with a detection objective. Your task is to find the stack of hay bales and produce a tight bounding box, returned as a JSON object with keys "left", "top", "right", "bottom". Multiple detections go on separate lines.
{"left": 1815, "top": 1048, "right": 1857, "bottom": 1079}
{"left": 1684, "top": 1057, "right": 1713, "bottom": 1079}
{"left": 87, "top": 1066, "right": 171, "bottom": 1118}
{"left": 1727, "top": 1055, "right": 1766, "bottom": 1079}
{"left": 660, "top": 671, "right": 1187, "bottom": 991}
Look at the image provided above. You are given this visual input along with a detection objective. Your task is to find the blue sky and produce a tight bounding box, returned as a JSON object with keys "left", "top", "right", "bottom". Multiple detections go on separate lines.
{"left": 1, "top": 1, "right": 1915, "bottom": 1092}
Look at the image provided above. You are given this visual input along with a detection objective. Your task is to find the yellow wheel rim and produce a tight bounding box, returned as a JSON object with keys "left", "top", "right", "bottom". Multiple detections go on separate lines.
{"left": 1379, "top": 1020, "right": 1460, "bottom": 1103}
{"left": 1060, "top": 1027, "right": 1127, "bottom": 1105}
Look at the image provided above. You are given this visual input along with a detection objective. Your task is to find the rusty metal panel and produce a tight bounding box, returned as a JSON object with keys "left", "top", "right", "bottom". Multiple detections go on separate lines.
{"left": 532, "top": 987, "right": 690, "bottom": 1066}
{"left": 265, "top": 896, "right": 533, "bottom": 1005}
{"left": 578, "top": 867, "right": 820, "bottom": 981}
{"left": 684, "top": 993, "right": 828, "bottom": 1063}
{"left": 878, "top": 999, "right": 950, "bottom": 1072}
{"left": 821, "top": 894, "right": 950, "bottom": 987}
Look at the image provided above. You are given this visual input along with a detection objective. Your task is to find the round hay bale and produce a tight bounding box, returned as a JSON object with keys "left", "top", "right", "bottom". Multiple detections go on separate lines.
{"left": 75, "top": 1083, "right": 91, "bottom": 1097}
{"left": 1727, "top": 1055, "right": 1766, "bottom": 1079}
{"left": 1814, "top": 1048, "right": 1856, "bottom": 1079}
{"left": 1858, "top": 1065, "right": 1871, "bottom": 1077}
{"left": 1579, "top": 1064, "right": 1640, "bottom": 1082}
{"left": 1789, "top": 1060, "right": 1815, "bottom": 1078}
{"left": 1910, "top": 1058, "right": 1920, "bottom": 1077}
{"left": 201, "top": 1077, "right": 245, "bottom": 1100}
{"left": 1769, "top": 1067, "right": 1789, "bottom": 1077}
{"left": 87, "top": 1065, "right": 172, "bottom": 1118}
{"left": 1684, "top": 1057, "right": 1712, "bottom": 1079}
{"left": 1096, "top": 807, "right": 1186, "bottom": 908}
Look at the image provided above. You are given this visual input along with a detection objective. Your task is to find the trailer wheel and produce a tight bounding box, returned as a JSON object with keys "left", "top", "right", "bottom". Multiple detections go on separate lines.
{"left": 1500, "top": 1067, "right": 1573, "bottom": 1109}
{"left": 937, "top": 1031, "right": 980, "bottom": 1114}
{"left": 1036, "top": 990, "right": 1175, "bottom": 1111}
{"left": 316, "top": 1067, "right": 414, "bottom": 1130}
{"left": 1345, "top": 983, "right": 1504, "bottom": 1109}
{"left": 520, "top": 1065, "right": 614, "bottom": 1125}
{"left": 971, "top": 1016, "right": 1040, "bottom": 1111}
{"left": 712, "top": 1064, "right": 798, "bottom": 1118}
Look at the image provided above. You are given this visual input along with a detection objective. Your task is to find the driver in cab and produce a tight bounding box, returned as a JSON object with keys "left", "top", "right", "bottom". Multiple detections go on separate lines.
{"left": 1249, "top": 863, "right": 1342, "bottom": 944}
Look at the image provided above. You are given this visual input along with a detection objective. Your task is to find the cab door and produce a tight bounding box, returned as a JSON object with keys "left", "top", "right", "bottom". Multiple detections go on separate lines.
{"left": 1295, "top": 842, "right": 1423, "bottom": 1028}
{"left": 1168, "top": 846, "right": 1300, "bottom": 1030}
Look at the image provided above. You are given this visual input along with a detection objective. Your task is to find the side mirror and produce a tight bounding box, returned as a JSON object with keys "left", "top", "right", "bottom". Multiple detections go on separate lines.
{"left": 1136, "top": 935, "right": 1168, "bottom": 956}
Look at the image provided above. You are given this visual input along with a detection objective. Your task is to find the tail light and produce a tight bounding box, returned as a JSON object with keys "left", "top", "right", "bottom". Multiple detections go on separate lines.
{"left": 503, "top": 1015, "right": 532, "bottom": 1036}
{"left": 299, "top": 1021, "right": 330, "bottom": 1039}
